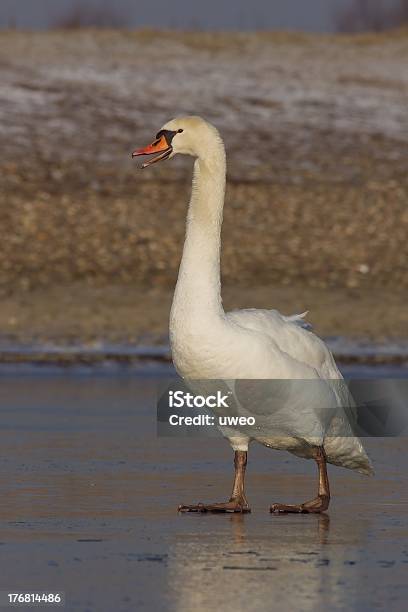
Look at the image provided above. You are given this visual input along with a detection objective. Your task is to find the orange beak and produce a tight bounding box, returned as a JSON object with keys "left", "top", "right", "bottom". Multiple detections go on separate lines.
{"left": 132, "top": 134, "right": 172, "bottom": 169}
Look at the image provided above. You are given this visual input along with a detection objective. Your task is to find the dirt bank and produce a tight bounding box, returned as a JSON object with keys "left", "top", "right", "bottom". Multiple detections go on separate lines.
{"left": 1, "top": 282, "right": 407, "bottom": 346}
{"left": 0, "top": 30, "right": 407, "bottom": 346}
{"left": 0, "top": 29, "right": 407, "bottom": 294}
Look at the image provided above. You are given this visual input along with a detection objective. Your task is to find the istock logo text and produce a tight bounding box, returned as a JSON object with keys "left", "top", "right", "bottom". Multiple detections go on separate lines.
{"left": 168, "top": 390, "right": 231, "bottom": 409}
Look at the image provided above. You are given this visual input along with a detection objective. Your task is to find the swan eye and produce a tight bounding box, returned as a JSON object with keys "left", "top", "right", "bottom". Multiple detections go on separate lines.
{"left": 177, "top": 129, "right": 183, "bottom": 133}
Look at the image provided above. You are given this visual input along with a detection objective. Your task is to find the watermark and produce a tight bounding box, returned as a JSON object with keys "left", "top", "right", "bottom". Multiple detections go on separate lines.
{"left": 169, "top": 389, "right": 231, "bottom": 409}
{"left": 0, "top": 592, "right": 64, "bottom": 607}
{"left": 157, "top": 378, "right": 408, "bottom": 438}
{"left": 168, "top": 413, "right": 256, "bottom": 427}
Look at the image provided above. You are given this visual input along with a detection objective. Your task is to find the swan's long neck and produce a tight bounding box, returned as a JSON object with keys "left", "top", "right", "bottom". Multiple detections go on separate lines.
{"left": 170, "top": 143, "right": 226, "bottom": 331}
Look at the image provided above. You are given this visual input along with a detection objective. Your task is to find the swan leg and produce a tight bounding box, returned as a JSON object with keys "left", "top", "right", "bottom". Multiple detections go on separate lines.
{"left": 178, "top": 450, "right": 251, "bottom": 513}
{"left": 270, "top": 447, "right": 330, "bottom": 514}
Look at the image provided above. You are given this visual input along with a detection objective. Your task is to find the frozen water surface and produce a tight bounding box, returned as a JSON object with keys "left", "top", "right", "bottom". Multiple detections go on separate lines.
{"left": 0, "top": 363, "right": 407, "bottom": 611}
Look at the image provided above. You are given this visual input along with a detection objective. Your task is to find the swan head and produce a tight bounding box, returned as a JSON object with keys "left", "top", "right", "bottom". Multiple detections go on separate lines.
{"left": 132, "top": 116, "right": 222, "bottom": 168}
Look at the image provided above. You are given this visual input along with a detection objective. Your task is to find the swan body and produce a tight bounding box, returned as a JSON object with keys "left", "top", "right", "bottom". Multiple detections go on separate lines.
{"left": 133, "top": 116, "right": 373, "bottom": 513}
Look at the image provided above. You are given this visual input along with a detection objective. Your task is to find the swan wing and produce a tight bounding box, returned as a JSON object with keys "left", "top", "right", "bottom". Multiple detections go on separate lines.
{"left": 226, "top": 308, "right": 373, "bottom": 474}
{"left": 227, "top": 308, "right": 339, "bottom": 378}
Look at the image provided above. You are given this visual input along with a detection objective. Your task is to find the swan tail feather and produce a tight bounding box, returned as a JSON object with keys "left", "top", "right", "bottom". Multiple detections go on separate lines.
{"left": 284, "top": 311, "right": 313, "bottom": 331}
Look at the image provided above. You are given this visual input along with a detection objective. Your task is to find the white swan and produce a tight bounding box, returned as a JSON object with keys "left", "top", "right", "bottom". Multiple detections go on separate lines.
{"left": 133, "top": 116, "right": 373, "bottom": 514}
